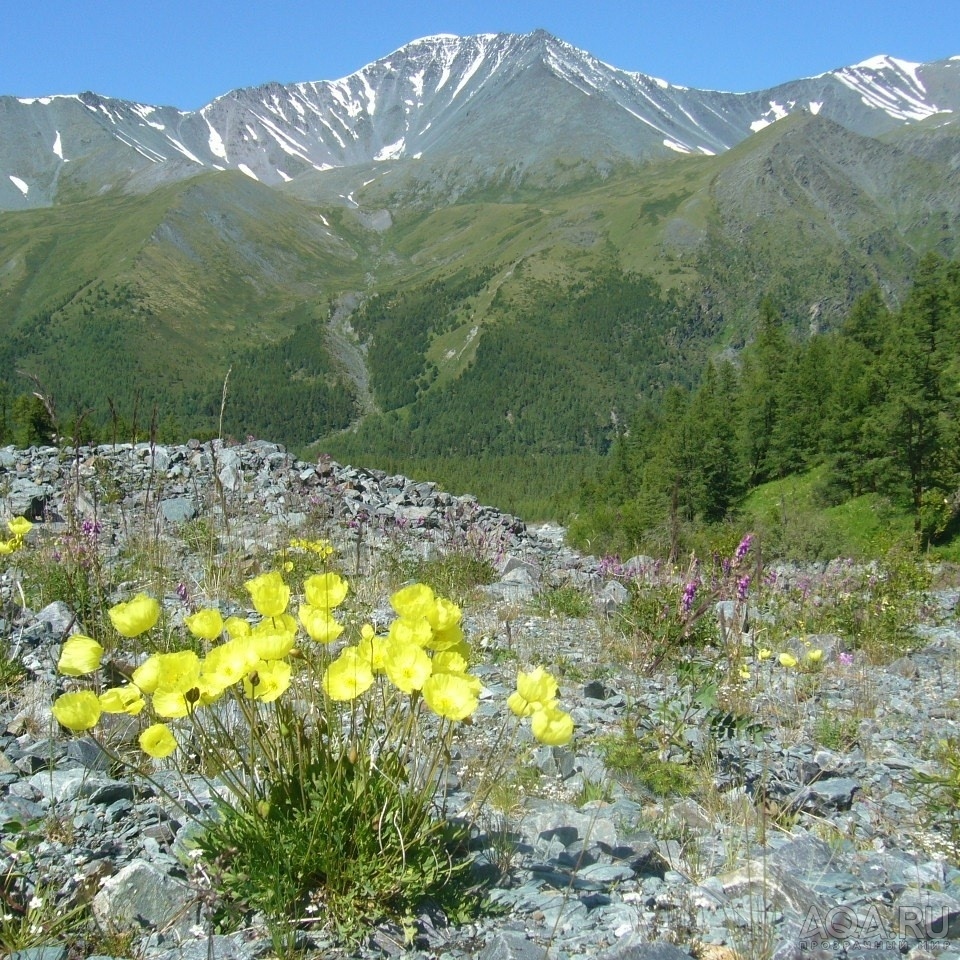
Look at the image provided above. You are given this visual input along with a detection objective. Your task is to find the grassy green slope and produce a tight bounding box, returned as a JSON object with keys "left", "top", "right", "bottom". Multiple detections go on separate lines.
{"left": 0, "top": 173, "right": 367, "bottom": 435}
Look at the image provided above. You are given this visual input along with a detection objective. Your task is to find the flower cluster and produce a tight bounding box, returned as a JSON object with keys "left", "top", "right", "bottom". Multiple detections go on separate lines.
{"left": 0, "top": 516, "right": 32, "bottom": 555}
{"left": 50, "top": 562, "right": 574, "bottom": 761}
{"left": 507, "top": 666, "right": 574, "bottom": 745}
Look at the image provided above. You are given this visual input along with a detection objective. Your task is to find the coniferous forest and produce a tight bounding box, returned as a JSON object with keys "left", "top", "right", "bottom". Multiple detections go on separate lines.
{"left": 572, "top": 253, "right": 960, "bottom": 559}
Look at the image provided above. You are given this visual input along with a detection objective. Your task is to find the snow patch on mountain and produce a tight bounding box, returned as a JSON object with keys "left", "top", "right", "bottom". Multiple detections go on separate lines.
{"left": 9, "top": 176, "right": 28, "bottom": 195}
{"left": 409, "top": 69, "right": 425, "bottom": 101}
{"left": 375, "top": 138, "right": 405, "bottom": 161}
{"left": 166, "top": 137, "right": 204, "bottom": 165}
{"left": 206, "top": 119, "right": 227, "bottom": 160}
{"left": 451, "top": 47, "right": 487, "bottom": 100}
{"left": 751, "top": 100, "right": 792, "bottom": 132}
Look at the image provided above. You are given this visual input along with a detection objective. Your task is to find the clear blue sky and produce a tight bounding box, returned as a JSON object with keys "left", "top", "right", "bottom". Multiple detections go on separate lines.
{"left": 2, "top": 0, "right": 956, "bottom": 110}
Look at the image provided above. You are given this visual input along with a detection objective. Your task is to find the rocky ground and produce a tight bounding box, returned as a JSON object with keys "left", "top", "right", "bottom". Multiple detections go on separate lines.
{"left": 1, "top": 440, "right": 960, "bottom": 960}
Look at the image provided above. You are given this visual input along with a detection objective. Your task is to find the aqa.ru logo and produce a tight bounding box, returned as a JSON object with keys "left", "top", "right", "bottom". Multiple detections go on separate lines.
{"left": 800, "top": 903, "right": 959, "bottom": 946}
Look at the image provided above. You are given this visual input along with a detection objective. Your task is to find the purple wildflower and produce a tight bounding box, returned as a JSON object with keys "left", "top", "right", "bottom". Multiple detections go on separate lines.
{"left": 681, "top": 579, "right": 699, "bottom": 614}
{"left": 734, "top": 533, "right": 753, "bottom": 566}
{"left": 839, "top": 652, "right": 854, "bottom": 667}
{"left": 736, "top": 575, "right": 751, "bottom": 602}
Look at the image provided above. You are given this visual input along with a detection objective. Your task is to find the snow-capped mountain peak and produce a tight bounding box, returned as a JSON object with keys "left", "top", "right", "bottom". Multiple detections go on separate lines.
{"left": 1, "top": 31, "right": 957, "bottom": 209}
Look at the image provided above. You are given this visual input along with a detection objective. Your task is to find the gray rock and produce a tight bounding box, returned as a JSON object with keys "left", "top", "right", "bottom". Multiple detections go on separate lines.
{"left": 10, "top": 948, "right": 68, "bottom": 960}
{"left": 160, "top": 497, "right": 198, "bottom": 523}
{"left": 477, "top": 930, "right": 547, "bottom": 960}
{"left": 597, "top": 937, "right": 694, "bottom": 960}
{"left": 92, "top": 858, "right": 196, "bottom": 933}
{"left": 148, "top": 933, "right": 259, "bottom": 960}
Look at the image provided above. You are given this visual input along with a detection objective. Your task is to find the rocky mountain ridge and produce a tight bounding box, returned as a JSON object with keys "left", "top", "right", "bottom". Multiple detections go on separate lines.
{"left": 2, "top": 31, "right": 958, "bottom": 210}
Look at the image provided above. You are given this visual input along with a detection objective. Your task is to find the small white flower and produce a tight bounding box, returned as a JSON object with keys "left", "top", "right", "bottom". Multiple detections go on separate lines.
{"left": 28, "top": 895, "right": 43, "bottom": 910}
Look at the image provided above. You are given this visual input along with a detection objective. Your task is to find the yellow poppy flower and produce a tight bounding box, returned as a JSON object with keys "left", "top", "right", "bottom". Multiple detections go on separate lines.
{"left": 243, "top": 659, "right": 292, "bottom": 702}
{"left": 388, "top": 615, "right": 433, "bottom": 648}
{"left": 779, "top": 653, "right": 798, "bottom": 668}
{"left": 152, "top": 688, "right": 193, "bottom": 719}
{"left": 298, "top": 604, "right": 344, "bottom": 644}
{"left": 99, "top": 685, "right": 145, "bottom": 715}
{"left": 427, "top": 597, "right": 461, "bottom": 633}
{"left": 7, "top": 517, "right": 32, "bottom": 538}
{"left": 57, "top": 635, "right": 104, "bottom": 676}
{"left": 139, "top": 723, "right": 177, "bottom": 759}
{"left": 223, "top": 616, "right": 252, "bottom": 639}
{"left": 390, "top": 583, "right": 437, "bottom": 621}
{"left": 323, "top": 648, "right": 374, "bottom": 701}
{"left": 531, "top": 705, "right": 574, "bottom": 746}
{"left": 184, "top": 608, "right": 224, "bottom": 641}
{"left": 509, "top": 666, "right": 559, "bottom": 717}
{"left": 356, "top": 626, "right": 387, "bottom": 672}
{"left": 200, "top": 637, "right": 260, "bottom": 690}
{"left": 52, "top": 690, "right": 102, "bottom": 731}
{"left": 244, "top": 571, "right": 290, "bottom": 618}
{"left": 109, "top": 594, "right": 160, "bottom": 638}
{"left": 423, "top": 672, "right": 478, "bottom": 721}
{"left": 303, "top": 572, "right": 349, "bottom": 610}
{"left": 383, "top": 642, "right": 432, "bottom": 694}
{"left": 250, "top": 629, "right": 295, "bottom": 661}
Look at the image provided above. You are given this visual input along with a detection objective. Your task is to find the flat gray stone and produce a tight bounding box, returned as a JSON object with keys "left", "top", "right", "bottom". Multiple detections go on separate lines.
{"left": 478, "top": 930, "right": 546, "bottom": 960}
{"left": 160, "top": 497, "right": 198, "bottom": 523}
